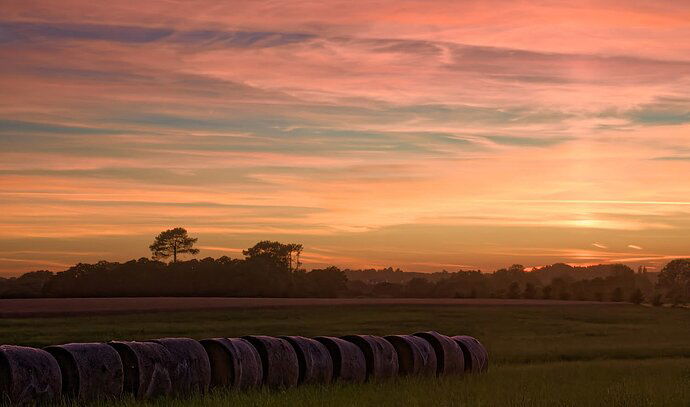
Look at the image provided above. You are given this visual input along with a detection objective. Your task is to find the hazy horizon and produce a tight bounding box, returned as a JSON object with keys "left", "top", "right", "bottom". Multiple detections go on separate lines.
{"left": 2, "top": 1, "right": 689, "bottom": 276}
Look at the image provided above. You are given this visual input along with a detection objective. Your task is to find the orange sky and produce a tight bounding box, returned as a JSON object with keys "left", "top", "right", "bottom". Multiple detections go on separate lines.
{"left": 1, "top": 0, "right": 689, "bottom": 276}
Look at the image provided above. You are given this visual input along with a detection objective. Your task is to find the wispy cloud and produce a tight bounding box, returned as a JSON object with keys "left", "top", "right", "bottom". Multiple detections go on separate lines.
{"left": 2, "top": 1, "right": 690, "bottom": 275}
{"left": 653, "top": 156, "right": 690, "bottom": 161}
{"left": 0, "top": 21, "right": 173, "bottom": 43}
{"left": 0, "top": 257, "right": 71, "bottom": 267}
{"left": 196, "top": 246, "right": 244, "bottom": 254}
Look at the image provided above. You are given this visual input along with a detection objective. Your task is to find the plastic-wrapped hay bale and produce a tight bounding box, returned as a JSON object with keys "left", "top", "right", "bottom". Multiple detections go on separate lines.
{"left": 413, "top": 331, "right": 464, "bottom": 376}
{"left": 44, "top": 342, "right": 123, "bottom": 401}
{"left": 452, "top": 336, "right": 489, "bottom": 373}
{"left": 242, "top": 336, "right": 299, "bottom": 389}
{"left": 383, "top": 335, "right": 437, "bottom": 377}
{"left": 341, "top": 335, "right": 398, "bottom": 381}
{"left": 148, "top": 338, "right": 211, "bottom": 396}
{"left": 200, "top": 338, "right": 262, "bottom": 390}
{"left": 0, "top": 345, "right": 62, "bottom": 405}
{"left": 313, "top": 336, "right": 366, "bottom": 383}
{"left": 108, "top": 341, "right": 174, "bottom": 399}
{"left": 280, "top": 336, "right": 333, "bottom": 385}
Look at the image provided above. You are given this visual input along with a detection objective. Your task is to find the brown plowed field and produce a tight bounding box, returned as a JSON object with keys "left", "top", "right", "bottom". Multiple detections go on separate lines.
{"left": 0, "top": 297, "right": 625, "bottom": 318}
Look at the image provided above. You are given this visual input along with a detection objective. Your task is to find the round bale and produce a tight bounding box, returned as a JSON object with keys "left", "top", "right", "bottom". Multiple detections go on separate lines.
{"left": 199, "top": 338, "right": 262, "bottom": 390}
{"left": 242, "top": 336, "right": 299, "bottom": 389}
{"left": 44, "top": 342, "right": 123, "bottom": 401}
{"left": 341, "top": 335, "right": 398, "bottom": 381}
{"left": 383, "top": 335, "right": 437, "bottom": 377}
{"left": 108, "top": 341, "right": 174, "bottom": 399}
{"left": 148, "top": 338, "right": 211, "bottom": 396}
{"left": 452, "top": 336, "right": 489, "bottom": 373}
{"left": 0, "top": 345, "right": 62, "bottom": 405}
{"left": 280, "top": 336, "right": 333, "bottom": 385}
{"left": 413, "top": 331, "right": 464, "bottom": 376}
{"left": 313, "top": 336, "right": 366, "bottom": 383}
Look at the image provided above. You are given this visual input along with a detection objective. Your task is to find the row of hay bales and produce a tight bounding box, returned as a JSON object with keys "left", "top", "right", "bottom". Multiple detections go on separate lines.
{"left": 0, "top": 331, "right": 487, "bottom": 405}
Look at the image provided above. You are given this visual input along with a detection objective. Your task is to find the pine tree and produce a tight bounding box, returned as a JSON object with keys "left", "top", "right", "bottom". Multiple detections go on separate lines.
{"left": 149, "top": 227, "right": 199, "bottom": 262}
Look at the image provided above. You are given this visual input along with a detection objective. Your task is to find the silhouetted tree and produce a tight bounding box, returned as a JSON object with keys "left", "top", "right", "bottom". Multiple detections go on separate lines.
{"left": 542, "top": 285, "right": 553, "bottom": 299}
{"left": 549, "top": 278, "right": 571, "bottom": 300}
{"left": 405, "top": 277, "right": 435, "bottom": 298}
{"left": 573, "top": 287, "right": 586, "bottom": 301}
{"left": 610, "top": 287, "right": 623, "bottom": 302}
{"left": 651, "top": 292, "right": 663, "bottom": 307}
{"left": 507, "top": 282, "right": 521, "bottom": 299}
{"left": 0, "top": 270, "right": 53, "bottom": 298}
{"left": 0, "top": 255, "right": 663, "bottom": 301}
{"left": 306, "top": 267, "right": 347, "bottom": 297}
{"left": 657, "top": 259, "right": 690, "bottom": 303}
{"left": 522, "top": 283, "right": 536, "bottom": 299}
{"left": 371, "top": 282, "right": 403, "bottom": 298}
{"left": 346, "top": 279, "right": 371, "bottom": 297}
{"left": 149, "top": 227, "right": 199, "bottom": 262}
{"left": 629, "top": 288, "right": 644, "bottom": 305}
{"left": 243, "top": 241, "right": 303, "bottom": 272}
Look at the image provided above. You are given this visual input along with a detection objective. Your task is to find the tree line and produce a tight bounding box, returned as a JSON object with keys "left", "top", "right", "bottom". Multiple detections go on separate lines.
{"left": 1, "top": 228, "right": 688, "bottom": 305}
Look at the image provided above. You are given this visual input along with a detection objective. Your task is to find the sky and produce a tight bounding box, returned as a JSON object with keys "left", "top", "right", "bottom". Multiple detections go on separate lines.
{"left": 1, "top": 0, "right": 689, "bottom": 276}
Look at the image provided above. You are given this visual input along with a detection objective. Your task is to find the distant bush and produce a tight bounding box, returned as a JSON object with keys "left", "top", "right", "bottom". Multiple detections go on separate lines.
{"left": 629, "top": 289, "right": 644, "bottom": 305}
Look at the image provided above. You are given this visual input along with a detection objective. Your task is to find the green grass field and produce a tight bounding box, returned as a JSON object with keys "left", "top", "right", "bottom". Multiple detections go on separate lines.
{"left": 3, "top": 303, "right": 690, "bottom": 406}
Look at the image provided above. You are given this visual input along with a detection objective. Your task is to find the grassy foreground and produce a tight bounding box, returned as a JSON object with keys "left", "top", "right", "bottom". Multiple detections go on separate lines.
{"left": 93, "top": 358, "right": 690, "bottom": 407}
{"left": 3, "top": 302, "right": 690, "bottom": 406}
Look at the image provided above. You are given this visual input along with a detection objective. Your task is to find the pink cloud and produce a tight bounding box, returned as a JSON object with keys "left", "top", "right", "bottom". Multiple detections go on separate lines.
{"left": 2, "top": 1, "right": 690, "bottom": 275}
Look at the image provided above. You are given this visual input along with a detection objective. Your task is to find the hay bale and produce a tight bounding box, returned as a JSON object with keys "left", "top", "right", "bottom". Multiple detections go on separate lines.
{"left": 413, "top": 331, "right": 464, "bottom": 375}
{"left": 0, "top": 345, "right": 62, "bottom": 405}
{"left": 341, "top": 335, "right": 398, "bottom": 381}
{"left": 44, "top": 342, "right": 123, "bottom": 401}
{"left": 242, "top": 336, "right": 299, "bottom": 389}
{"left": 383, "top": 335, "right": 437, "bottom": 377}
{"left": 280, "top": 336, "right": 333, "bottom": 385}
{"left": 108, "top": 341, "right": 174, "bottom": 399}
{"left": 452, "top": 336, "right": 489, "bottom": 373}
{"left": 199, "top": 338, "right": 262, "bottom": 390}
{"left": 148, "top": 338, "right": 211, "bottom": 396}
{"left": 313, "top": 336, "right": 366, "bottom": 383}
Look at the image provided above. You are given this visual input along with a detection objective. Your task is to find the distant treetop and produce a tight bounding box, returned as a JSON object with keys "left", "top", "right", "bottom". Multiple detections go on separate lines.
{"left": 149, "top": 227, "right": 199, "bottom": 263}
